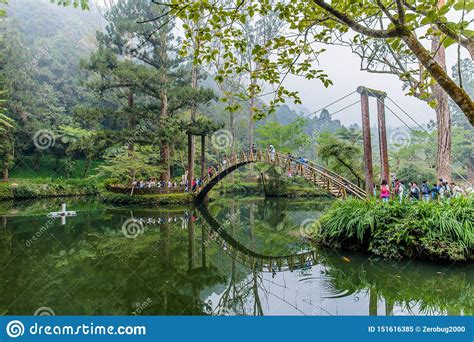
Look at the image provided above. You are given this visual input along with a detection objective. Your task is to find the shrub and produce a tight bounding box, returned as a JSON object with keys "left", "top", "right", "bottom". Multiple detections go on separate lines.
{"left": 316, "top": 197, "right": 474, "bottom": 262}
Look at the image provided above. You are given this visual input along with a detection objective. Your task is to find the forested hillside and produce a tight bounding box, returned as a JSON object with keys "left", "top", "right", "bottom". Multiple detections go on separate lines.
{"left": 0, "top": 0, "right": 472, "bottom": 188}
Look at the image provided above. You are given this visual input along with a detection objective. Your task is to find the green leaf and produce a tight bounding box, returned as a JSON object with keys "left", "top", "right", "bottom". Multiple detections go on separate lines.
{"left": 443, "top": 36, "right": 456, "bottom": 48}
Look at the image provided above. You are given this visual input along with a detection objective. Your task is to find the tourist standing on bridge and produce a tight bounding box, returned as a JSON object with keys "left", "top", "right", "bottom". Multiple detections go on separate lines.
{"left": 421, "top": 181, "right": 430, "bottom": 202}
{"left": 380, "top": 180, "right": 390, "bottom": 203}
{"left": 394, "top": 179, "right": 400, "bottom": 199}
{"left": 196, "top": 178, "right": 202, "bottom": 190}
{"left": 431, "top": 182, "right": 439, "bottom": 200}
{"left": 222, "top": 155, "right": 227, "bottom": 170}
{"left": 269, "top": 144, "right": 275, "bottom": 162}
{"left": 397, "top": 180, "right": 406, "bottom": 203}
{"left": 182, "top": 171, "right": 188, "bottom": 188}
{"left": 452, "top": 183, "right": 464, "bottom": 198}
{"left": 409, "top": 182, "right": 420, "bottom": 201}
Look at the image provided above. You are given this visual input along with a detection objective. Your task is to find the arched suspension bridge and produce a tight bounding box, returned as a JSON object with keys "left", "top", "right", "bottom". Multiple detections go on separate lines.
{"left": 189, "top": 85, "right": 472, "bottom": 202}
{"left": 193, "top": 148, "right": 366, "bottom": 201}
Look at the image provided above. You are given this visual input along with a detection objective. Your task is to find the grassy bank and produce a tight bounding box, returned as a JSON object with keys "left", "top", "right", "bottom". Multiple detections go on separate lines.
{"left": 9, "top": 156, "right": 102, "bottom": 179}
{"left": 0, "top": 178, "right": 193, "bottom": 205}
{"left": 314, "top": 197, "right": 474, "bottom": 262}
{"left": 0, "top": 179, "right": 99, "bottom": 199}
{"left": 99, "top": 192, "right": 194, "bottom": 205}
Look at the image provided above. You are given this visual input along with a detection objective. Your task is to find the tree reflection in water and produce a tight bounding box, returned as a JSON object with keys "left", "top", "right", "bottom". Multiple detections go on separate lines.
{"left": 0, "top": 197, "right": 470, "bottom": 316}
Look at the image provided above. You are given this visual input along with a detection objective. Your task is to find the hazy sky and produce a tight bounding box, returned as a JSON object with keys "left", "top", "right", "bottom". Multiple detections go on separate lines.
{"left": 283, "top": 43, "right": 467, "bottom": 128}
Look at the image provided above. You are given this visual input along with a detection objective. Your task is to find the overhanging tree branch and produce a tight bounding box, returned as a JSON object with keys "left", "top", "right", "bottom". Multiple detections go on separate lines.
{"left": 312, "top": 0, "right": 403, "bottom": 38}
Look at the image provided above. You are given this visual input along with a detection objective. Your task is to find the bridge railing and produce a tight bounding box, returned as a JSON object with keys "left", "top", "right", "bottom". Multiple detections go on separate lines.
{"left": 256, "top": 149, "right": 366, "bottom": 199}
{"left": 280, "top": 153, "right": 366, "bottom": 199}
{"left": 298, "top": 159, "right": 366, "bottom": 199}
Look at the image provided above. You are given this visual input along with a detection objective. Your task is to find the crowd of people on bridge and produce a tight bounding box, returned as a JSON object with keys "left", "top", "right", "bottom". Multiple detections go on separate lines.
{"left": 378, "top": 177, "right": 472, "bottom": 203}
{"left": 133, "top": 179, "right": 182, "bottom": 189}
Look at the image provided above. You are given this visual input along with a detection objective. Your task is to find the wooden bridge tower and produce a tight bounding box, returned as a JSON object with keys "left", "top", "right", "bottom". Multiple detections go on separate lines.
{"left": 357, "top": 86, "right": 390, "bottom": 198}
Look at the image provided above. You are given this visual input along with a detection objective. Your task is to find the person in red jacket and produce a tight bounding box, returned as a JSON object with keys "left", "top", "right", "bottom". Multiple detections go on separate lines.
{"left": 380, "top": 180, "right": 390, "bottom": 203}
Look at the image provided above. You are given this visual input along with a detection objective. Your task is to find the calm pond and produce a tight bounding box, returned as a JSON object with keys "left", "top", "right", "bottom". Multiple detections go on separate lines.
{"left": 0, "top": 197, "right": 471, "bottom": 316}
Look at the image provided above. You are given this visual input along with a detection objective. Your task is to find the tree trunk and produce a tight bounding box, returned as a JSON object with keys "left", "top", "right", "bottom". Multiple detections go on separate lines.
{"left": 468, "top": 158, "right": 474, "bottom": 184}
{"left": 201, "top": 220, "right": 208, "bottom": 268}
{"left": 2, "top": 165, "right": 8, "bottom": 181}
{"left": 200, "top": 135, "right": 206, "bottom": 180}
{"left": 187, "top": 133, "right": 194, "bottom": 188}
{"left": 431, "top": 0, "right": 451, "bottom": 182}
{"left": 127, "top": 92, "right": 135, "bottom": 156}
{"left": 433, "top": 88, "right": 451, "bottom": 181}
{"left": 248, "top": 90, "right": 255, "bottom": 150}
{"left": 187, "top": 63, "right": 198, "bottom": 189}
{"left": 33, "top": 151, "right": 41, "bottom": 171}
{"left": 160, "top": 90, "right": 170, "bottom": 181}
{"left": 385, "top": 299, "right": 394, "bottom": 316}
{"left": 187, "top": 212, "right": 195, "bottom": 271}
{"left": 229, "top": 109, "right": 235, "bottom": 154}
{"left": 130, "top": 171, "right": 135, "bottom": 196}
{"left": 83, "top": 158, "right": 91, "bottom": 178}
{"left": 369, "top": 289, "right": 378, "bottom": 316}
{"left": 400, "top": 28, "right": 474, "bottom": 125}
{"left": 2, "top": 138, "right": 13, "bottom": 181}
{"left": 229, "top": 109, "right": 235, "bottom": 182}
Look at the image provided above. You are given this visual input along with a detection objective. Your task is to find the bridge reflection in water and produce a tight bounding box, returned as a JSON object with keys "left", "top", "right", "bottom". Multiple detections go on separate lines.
{"left": 198, "top": 205, "right": 318, "bottom": 273}
{"left": 0, "top": 197, "right": 471, "bottom": 316}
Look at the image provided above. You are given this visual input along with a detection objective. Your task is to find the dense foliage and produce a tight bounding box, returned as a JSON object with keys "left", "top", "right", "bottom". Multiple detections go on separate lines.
{"left": 161, "top": 0, "right": 474, "bottom": 123}
{"left": 316, "top": 197, "right": 474, "bottom": 262}
{"left": 0, "top": 0, "right": 471, "bottom": 200}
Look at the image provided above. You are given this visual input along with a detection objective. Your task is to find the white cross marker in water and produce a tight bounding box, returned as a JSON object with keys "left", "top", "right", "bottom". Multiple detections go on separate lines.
{"left": 47, "top": 203, "right": 78, "bottom": 225}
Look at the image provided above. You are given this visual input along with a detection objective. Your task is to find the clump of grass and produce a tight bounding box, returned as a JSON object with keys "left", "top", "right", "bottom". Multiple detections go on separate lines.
{"left": 315, "top": 197, "right": 474, "bottom": 262}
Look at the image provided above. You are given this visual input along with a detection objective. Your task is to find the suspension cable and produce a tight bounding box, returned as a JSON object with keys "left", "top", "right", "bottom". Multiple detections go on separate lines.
{"left": 385, "top": 93, "right": 471, "bottom": 177}
{"left": 385, "top": 95, "right": 429, "bottom": 132}
{"left": 299, "top": 90, "right": 358, "bottom": 119}
{"left": 366, "top": 89, "right": 470, "bottom": 185}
